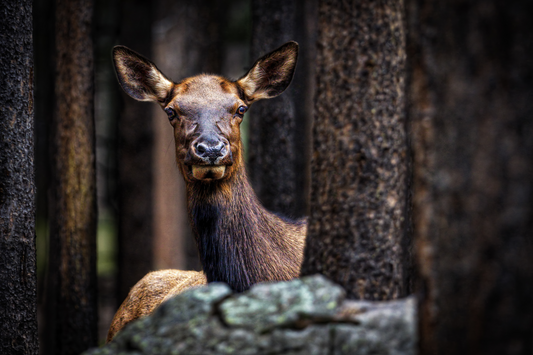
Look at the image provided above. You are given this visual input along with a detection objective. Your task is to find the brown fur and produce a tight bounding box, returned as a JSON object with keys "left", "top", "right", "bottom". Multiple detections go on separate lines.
{"left": 106, "top": 270, "right": 206, "bottom": 342}
{"left": 108, "top": 42, "right": 302, "bottom": 342}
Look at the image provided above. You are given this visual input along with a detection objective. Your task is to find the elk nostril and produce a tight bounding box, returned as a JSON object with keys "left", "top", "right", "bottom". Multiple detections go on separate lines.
{"left": 214, "top": 142, "right": 224, "bottom": 153}
{"left": 194, "top": 140, "right": 227, "bottom": 162}
{"left": 196, "top": 143, "right": 207, "bottom": 154}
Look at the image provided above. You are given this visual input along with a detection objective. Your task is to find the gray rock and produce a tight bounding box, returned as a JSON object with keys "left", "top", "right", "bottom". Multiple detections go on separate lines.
{"left": 220, "top": 275, "right": 345, "bottom": 333}
{"left": 84, "top": 275, "right": 417, "bottom": 355}
{"left": 332, "top": 297, "right": 417, "bottom": 355}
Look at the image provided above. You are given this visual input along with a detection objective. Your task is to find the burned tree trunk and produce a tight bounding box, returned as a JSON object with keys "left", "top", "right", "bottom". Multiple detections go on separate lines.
{"left": 0, "top": 1, "right": 38, "bottom": 354}
{"left": 45, "top": 0, "right": 98, "bottom": 353}
{"left": 406, "top": 1, "right": 533, "bottom": 354}
{"left": 248, "top": 0, "right": 315, "bottom": 218}
{"left": 301, "top": 0, "right": 410, "bottom": 300}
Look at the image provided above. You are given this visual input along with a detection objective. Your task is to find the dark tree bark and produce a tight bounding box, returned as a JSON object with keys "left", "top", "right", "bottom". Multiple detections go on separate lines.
{"left": 152, "top": 0, "right": 222, "bottom": 272}
{"left": 45, "top": 0, "right": 98, "bottom": 353}
{"left": 248, "top": 0, "right": 314, "bottom": 218}
{"left": 406, "top": 1, "right": 533, "bottom": 354}
{"left": 0, "top": 2, "right": 38, "bottom": 354}
{"left": 116, "top": 0, "right": 155, "bottom": 303}
{"left": 300, "top": 0, "right": 409, "bottom": 300}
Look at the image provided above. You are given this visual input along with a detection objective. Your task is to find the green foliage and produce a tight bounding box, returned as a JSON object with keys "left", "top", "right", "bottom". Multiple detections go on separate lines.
{"left": 97, "top": 213, "right": 117, "bottom": 276}
{"left": 36, "top": 214, "right": 117, "bottom": 278}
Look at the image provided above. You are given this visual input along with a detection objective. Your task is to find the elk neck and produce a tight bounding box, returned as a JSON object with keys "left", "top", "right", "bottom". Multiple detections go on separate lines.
{"left": 185, "top": 160, "right": 306, "bottom": 292}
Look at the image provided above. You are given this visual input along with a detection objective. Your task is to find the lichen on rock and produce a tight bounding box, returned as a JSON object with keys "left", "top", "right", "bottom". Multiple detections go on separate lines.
{"left": 84, "top": 275, "right": 416, "bottom": 355}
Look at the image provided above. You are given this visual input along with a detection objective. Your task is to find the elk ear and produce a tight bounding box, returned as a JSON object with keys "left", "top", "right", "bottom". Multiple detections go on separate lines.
{"left": 112, "top": 45, "right": 173, "bottom": 103}
{"left": 237, "top": 41, "right": 298, "bottom": 102}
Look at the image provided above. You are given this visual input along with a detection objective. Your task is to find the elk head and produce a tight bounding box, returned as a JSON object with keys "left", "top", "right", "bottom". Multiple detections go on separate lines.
{"left": 112, "top": 42, "right": 298, "bottom": 183}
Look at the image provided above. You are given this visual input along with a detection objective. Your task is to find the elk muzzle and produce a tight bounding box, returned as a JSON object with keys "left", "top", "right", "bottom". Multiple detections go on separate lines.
{"left": 186, "top": 137, "right": 233, "bottom": 181}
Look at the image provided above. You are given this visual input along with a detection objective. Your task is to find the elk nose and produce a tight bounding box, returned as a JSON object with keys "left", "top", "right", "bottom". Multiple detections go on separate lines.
{"left": 194, "top": 141, "right": 226, "bottom": 163}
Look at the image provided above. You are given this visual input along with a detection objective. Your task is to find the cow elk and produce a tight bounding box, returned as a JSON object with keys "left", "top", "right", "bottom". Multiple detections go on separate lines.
{"left": 107, "top": 42, "right": 306, "bottom": 342}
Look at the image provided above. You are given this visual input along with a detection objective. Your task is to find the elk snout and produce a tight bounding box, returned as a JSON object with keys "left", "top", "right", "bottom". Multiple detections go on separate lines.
{"left": 194, "top": 141, "right": 226, "bottom": 164}
{"left": 192, "top": 138, "right": 230, "bottom": 164}
{"left": 187, "top": 137, "right": 232, "bottom": 181}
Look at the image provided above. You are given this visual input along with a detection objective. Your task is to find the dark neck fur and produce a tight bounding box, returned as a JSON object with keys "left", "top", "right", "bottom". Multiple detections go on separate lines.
{"left": 186, "top": 169, "right": 305, "bottom": 292}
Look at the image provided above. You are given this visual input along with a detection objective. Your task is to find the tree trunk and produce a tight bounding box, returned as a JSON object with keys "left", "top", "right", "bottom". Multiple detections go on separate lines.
{"left": 248, "top": 0, "right": 313, "bottom": 218}
{"left": 33, "top": 0, "right": 54, "bottom": 228}
{"left": 406, "top": 1, "right": 533, "bottom": 354}
{"left": 46, "top": 0, "right": 98, "bottom": 353}
{"left": 33, "top": 0, "right": 55, "bottom": 348}
{"left": 152, "top": 0, "right": 222, "bottom": 272}
{"left": 116, "top": 0, "right": 155, "bottom": 303}
{"left": 300, "top": 0, "right": 409, "bottom": 300}
{"left": 0, "top": 2, "right": 38, "bottom": 355}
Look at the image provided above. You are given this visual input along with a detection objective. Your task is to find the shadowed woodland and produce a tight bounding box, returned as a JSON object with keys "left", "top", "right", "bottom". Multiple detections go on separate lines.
{"left": 0, "top": 0, "right": 532, "bottom": 354}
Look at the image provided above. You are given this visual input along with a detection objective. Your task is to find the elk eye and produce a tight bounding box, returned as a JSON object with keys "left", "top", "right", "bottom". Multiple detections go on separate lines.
{"left": 164, "top": 107, "right": 177, "bottom": 121}
{"left": 236, "top": 106, "right": 247, "bottom": 116}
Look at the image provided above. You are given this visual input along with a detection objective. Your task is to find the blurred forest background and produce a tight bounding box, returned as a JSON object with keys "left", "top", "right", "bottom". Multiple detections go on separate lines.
{"left": 32, "top": 0, "right": 300, "bottom": 348}
{"left": 1, "top": 0, "right": 532, "bottom": 354}
{"left": 32, "top": 0, "right": 318, "bottom": 350}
